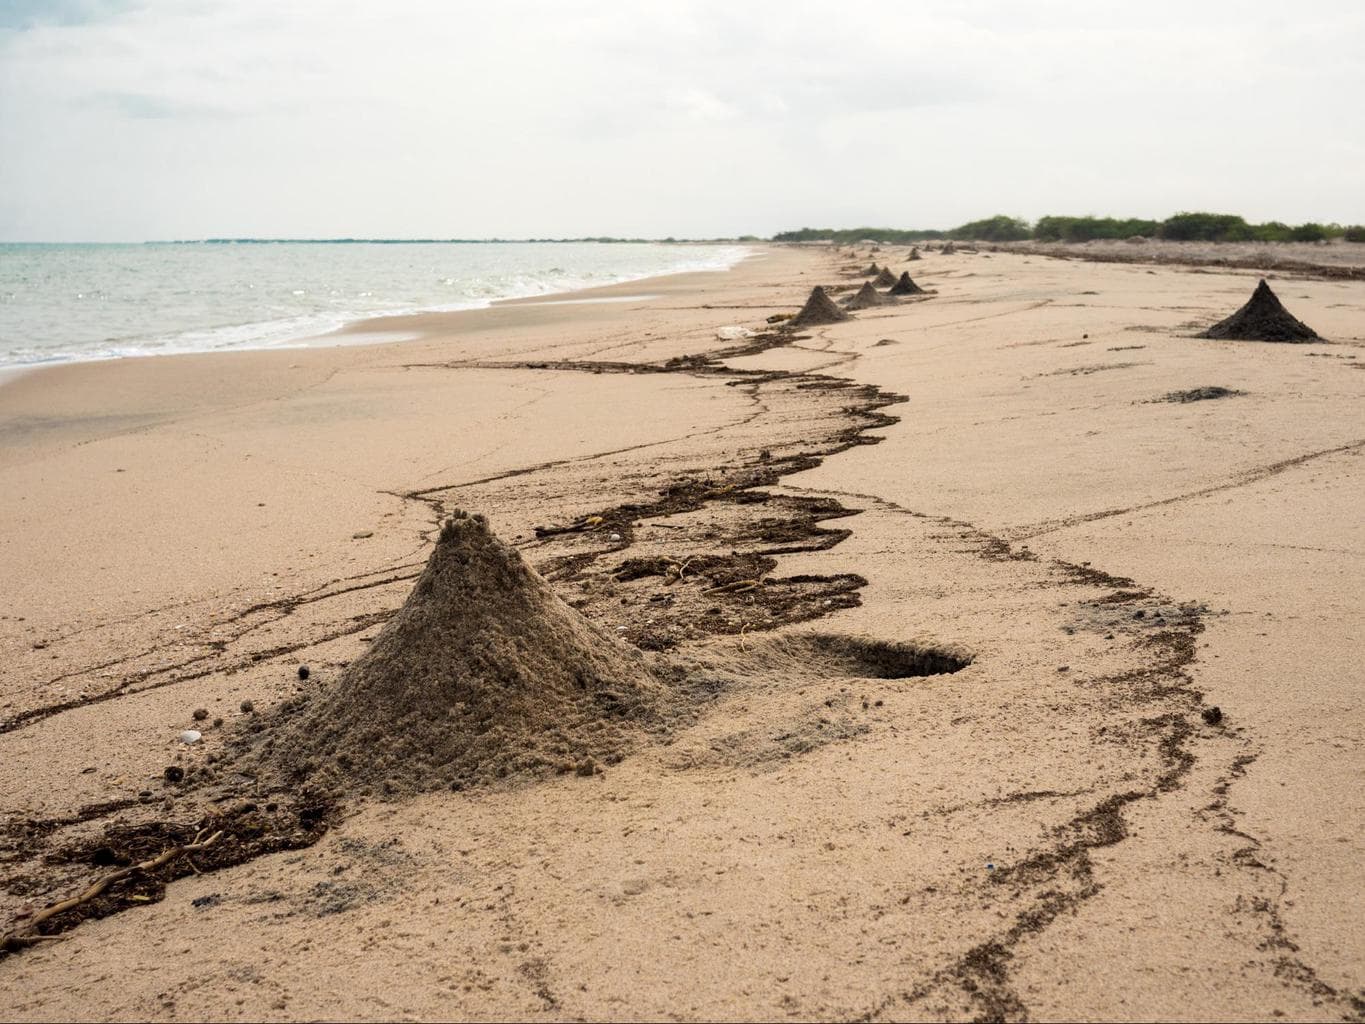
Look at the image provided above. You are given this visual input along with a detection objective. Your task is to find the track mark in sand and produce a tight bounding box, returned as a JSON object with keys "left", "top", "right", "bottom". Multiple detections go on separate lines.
{"left": 1011, "top": 439, "right": 1365, "bottom": 541}
{"left": 1032, "top": 360, "right": 1148, "bottom": 377}
{"left": 1199, "top": 753, "right": 1365, "bottom": 1017}
{"left": 1, "top": 565, "right": 423, "bottom": 737}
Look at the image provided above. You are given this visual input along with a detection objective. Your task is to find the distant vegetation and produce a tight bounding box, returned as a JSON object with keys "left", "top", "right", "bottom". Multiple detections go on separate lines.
{"left": 773, "top": 213, "right": 1365, "bottom": 245}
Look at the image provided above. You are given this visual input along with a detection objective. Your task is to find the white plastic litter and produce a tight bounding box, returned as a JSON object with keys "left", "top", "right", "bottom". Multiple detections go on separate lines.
{"left": 178, "top": 730, "right": 202, "bottom": 744}
{"left": 715, "top": 325, "right": 754, "bottom": 340}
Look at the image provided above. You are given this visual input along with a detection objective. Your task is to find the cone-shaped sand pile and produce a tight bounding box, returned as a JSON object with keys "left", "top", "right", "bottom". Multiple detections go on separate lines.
{"left": 941, "top": 241, "right": 957, "bottom": 254}
{"left": 863, "top": 262, "right": 881, "bottom": 276}
{"left": 842, "top": 281, "right": 886, "bottom": 310}
{"left": 245, "top": 512, "right": 660, "bottom": 795}
{"left": 888, "top": 272, "right": 925, "bottom": 296}
{"left": 790, "top": 286, "right": 851, "bottom": 327}
{"left": 1200, "top": 279, "right": 1319, "bottom": 342}
{"left": 873, "top": 267, "right": 898, "bottom": 288}
{"left": 908, "top": 247, "right": 921, "bottom": 261}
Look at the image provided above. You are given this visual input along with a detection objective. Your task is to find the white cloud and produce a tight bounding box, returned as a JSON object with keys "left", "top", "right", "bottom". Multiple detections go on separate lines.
{"left": 0, "top": 0, "right": 1361, "bottom": 239}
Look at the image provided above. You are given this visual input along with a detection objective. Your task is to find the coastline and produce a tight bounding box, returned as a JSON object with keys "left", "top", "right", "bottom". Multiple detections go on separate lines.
{"left": 1, "top": 243, "right": 1361, "bottom": 1020}
{"left": 0, "top": 242, "right": 755, "bottom": 381}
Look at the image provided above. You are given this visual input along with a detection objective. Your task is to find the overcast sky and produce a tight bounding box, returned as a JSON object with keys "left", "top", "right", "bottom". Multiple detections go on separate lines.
{"left": 1, "top": 0, "right": 1362, "bottom": 241}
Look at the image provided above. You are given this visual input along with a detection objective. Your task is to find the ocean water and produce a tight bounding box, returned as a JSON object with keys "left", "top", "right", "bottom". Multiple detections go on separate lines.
{"left": 0, "top": 241, "right": 749, "bottom": 369}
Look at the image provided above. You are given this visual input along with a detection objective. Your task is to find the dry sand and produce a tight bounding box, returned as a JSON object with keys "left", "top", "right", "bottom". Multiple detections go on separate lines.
{"left": 0, "top": 244, "right": 1362, "bottom": 1020}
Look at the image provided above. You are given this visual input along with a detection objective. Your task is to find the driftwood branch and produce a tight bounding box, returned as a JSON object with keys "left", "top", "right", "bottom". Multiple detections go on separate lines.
{"left": 0, "top": 829, "right": 224, "bottom": 954}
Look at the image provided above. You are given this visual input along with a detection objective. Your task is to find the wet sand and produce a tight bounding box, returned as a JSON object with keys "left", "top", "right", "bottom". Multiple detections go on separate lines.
{"left": 0, "top": 245, "right": 1361, "bottom": 1020}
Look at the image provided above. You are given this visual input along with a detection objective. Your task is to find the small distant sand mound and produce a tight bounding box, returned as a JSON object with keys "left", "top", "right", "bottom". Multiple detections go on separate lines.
{"left": 237, "top": 512, "right": 660, "bottom": 796}
{"left": 863, "top": 262, "right": 881, "bottom": 276}
{"left": 790, "top": 286, "right": 851, "bottom": 327}
{"left": 873, "top": 267, "right": 898, "bottom": 288}
{"left": 842, "top": 281, "right": 886, "bottom": 310}
{"left": 941, "top": 241, "right": 958, "bottom": 255}
{"left": 888, "top": 272, "right": 925, "bottom": 296}
{"left": 908, "top": 247, "right": 921, "bottom": 261}
{"left": 1200, "top": 279, "right": 1318, "bottom": 342}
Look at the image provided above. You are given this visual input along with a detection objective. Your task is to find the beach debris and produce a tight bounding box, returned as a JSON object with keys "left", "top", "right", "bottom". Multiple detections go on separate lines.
{"left": 534, "top": 514, "right": 609, "bottom": 538}
{"left": 239, "top": 700, "right": 254, "bottom": 713}
{"left": 788, "top": 287, "right": 851, "bottom": 328}
{"left": 164, "top": 765, "right": 185, "bottom": 784}
{"left": 1201, "top": 706, "right": 1223, "bottom": 725}
{"left": 842, "top": 281, "right": 887, "bottom": 311}
{"left": 0, "top": 828, "right": 225, "bottom": 954}
{"left": 191, "top": 708, "right": 209, "bottom": 721}
{"left": 766, "top": 312, "right": 792, "bottom": 324}
{"left": 1159, "top": 386, "right": 1245, "bottom": 404}
{"left": 908, "top": 247, "right": 921, "bottom": 261}
{"left": 177, "top": 730, "right": 202, "bottom": 745}
{"left": 352, "top": 531, "right": 374, "bottom": 540}
{"left": 715, "top": 325, "right": 754, "bottom": 341}
{"left": 873, "top": 267, "right": 898, "bottom": 288}
{"left": 1199, "top": 279, "right": 1319, "bottom": 342}
{"left": 297, "top": 665, "right": 310, "bottom": 680}
{"left": 230, "top": 510, "right": 662, "bottom": 797}
{"left": 888, "top": 272, "right": 926, "bottom": 296}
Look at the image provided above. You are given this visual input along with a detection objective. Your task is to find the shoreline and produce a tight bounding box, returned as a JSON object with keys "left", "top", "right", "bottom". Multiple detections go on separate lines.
{"left": 0, "top": 243, "right": 756, "bottom": 384}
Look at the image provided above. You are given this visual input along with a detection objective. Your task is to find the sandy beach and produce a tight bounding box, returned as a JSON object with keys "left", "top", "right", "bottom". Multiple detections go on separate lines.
{"left": 1, "top": 244, "right": 1361, "bottom": 1020}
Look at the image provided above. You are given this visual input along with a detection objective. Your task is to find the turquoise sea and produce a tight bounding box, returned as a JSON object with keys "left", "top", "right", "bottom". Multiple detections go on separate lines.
{"left": 0, "top": 241, "right": 749, "bottom": 369}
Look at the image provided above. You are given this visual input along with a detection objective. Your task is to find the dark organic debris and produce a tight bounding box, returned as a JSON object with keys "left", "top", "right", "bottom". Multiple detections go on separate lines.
{"left": 1200, "top": 279, "right": 1319, "bottom": 343}
{"left": 888, "top": 272, "right": 926, "bottom": 297}
{"left": 843, "top": 281, "right": 886, "bottom": 311}
{"left": 789, "top": 287, "right": 851, "bottom": 328}
{"left": 1159, "top": 386, "right": 1245, "bottom": 404}
{"left": 1202, "top": 706, "right": 1223, "bottom": 726}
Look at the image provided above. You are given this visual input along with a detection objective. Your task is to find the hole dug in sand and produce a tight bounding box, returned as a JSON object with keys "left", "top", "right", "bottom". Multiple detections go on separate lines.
{"left": 735, "top": 632, "right": 972, "bottom": 680}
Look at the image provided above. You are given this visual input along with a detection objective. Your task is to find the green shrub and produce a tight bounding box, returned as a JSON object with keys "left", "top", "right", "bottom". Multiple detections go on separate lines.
{"left": 1159, "top": 212, "right": 1254, "bottom": 242}
{"left": 952, "top": 215, "right": 1031, "bottom": 242}
{"left": 1288, "top": 222, "right": 1328, "bottom": 242}
{"left": 1343, "top": 225, "right": 1365, "bottom": 243}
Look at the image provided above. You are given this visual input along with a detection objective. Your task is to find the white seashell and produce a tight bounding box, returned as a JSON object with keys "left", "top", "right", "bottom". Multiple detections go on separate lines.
{"left": 178, "top": 730, "right": 202, "bottom": 744}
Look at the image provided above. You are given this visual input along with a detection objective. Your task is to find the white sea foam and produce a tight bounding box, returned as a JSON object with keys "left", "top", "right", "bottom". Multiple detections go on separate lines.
{"left": 0, "top": 242, "right": 750, "bottom": 369}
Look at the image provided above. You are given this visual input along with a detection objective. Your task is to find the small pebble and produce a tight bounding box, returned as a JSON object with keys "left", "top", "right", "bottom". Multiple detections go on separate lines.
{"left": 192, "top": 708, "right": 209, "bottom": 721}
{"left": 178, "top": 730, "right": 202, "bottom": 745}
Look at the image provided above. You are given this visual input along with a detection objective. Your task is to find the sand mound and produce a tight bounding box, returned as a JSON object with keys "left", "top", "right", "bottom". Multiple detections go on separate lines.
{"left": 873, "top": 267, "right": 898, "bottom": 288}
{"left": 1200, "top": 279, "right": 1319, "bottom": 342}
{"left": 842, "top": 281, "right": 886, "bottom": 310}
{"left": 888, "top": 272, "right": 925, "bottom": 296}
{"left": 236, "top": 512, "right": 661, "bottom": 796}
{"left": 941, "top": 241, "right": 957, "bottom": 255}
{"left": 863, "top": 262, "right": 881, "bottom": 276}
{"left": 790, "top": 286, "right": 851, "bottom": 327}
{"left": 908, "top": 247, "right": 921, "bottom": 261}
